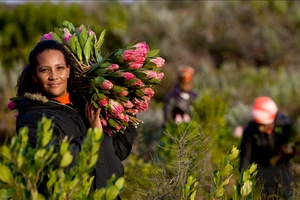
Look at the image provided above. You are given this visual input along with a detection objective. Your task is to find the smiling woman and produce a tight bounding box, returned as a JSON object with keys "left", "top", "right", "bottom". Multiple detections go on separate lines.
{"left": 33, "top": 50, "right": 70, "bottom": 98}
{"left": 12, "top": 39, "right": 137, "bottom": 198}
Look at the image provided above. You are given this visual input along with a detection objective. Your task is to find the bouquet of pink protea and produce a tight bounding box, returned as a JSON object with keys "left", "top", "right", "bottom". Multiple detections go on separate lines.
{"left": 39, "top": 21, "right": 165, "bottom": 135}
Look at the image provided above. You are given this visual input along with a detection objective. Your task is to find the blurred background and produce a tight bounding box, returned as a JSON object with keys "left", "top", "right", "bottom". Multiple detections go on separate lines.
{"left": 1, "top": 1, "right": 300, "bottom": 199}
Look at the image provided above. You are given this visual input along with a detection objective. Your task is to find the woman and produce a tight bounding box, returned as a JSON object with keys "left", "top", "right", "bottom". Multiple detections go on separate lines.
{"left": 15, "top": 40, "right": 137, "bottom": 195}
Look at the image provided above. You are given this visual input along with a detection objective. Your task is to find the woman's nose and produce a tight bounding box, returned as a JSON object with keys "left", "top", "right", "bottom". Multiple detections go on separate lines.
{"left": 49, "top": 70, "right": 59, "bottom": 80}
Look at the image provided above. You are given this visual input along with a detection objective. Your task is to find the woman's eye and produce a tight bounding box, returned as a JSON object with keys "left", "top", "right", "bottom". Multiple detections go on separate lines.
{"left": 57, "top": 66, "right": 66, "bottom": 70}
{"left": 40, "top": 68, "right": 50, "bottom": 72}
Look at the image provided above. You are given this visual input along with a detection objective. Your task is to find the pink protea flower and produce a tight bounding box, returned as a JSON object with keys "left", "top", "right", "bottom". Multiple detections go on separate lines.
{"left": 141, "top": 88, "right": 155, "bottom": 97}
{"left": 121, "top": 50, "right": 136, "bottom": 61}
{"left": 128, "top": 61, "right": 143, "bottom": 69}
{"left": 117, "top": 113, "right": 125, "bottom": 120}
{"left": 157, "top": 72, "right": 164, "bottom": 80}
{"left": 126, "top": 109, "right": 138, "bottom": 115}
{"left": 116, "top": 124, "right": 121, "bottom": 131}
{"left": 104, "top": 127, "right": 113, "bottom": 136}
{"left": 131, "top": 78, "right": 144, "bottom": 87}
{"left": 150, "top": 57, "right": 165, "bottom": 68}
{"left": 123, "top": 100, "right": 134, "bottom": 109}
{"left": 63, "top": 28, "right": 72, "bottom": 43}
{"left": 108, "top": 99, "right": 125, "bottom": 116}
{"left": 133, "top": 98, "right": 149, "bottom": 112}
{"left": 120, "top": 72, "right": 136, "bottom": 80}
{"left": 134, "top": 41, "right": 149, "bottom": 54}
{"left": 100, "top": 80, "right": 113, "bottom": 90}
{"left": 106, "top": 64, "right": 119, "bottom": 71}
{"left": 123, "top": 114, "right": 129, "bottom": 122}
{"left": 97, "top": 96, "right": 109, "bottom": 107}
{"left": 143, "top": 95, "right": 151, "bottom": 102}
{"left": 41, "top": 32, "right": 53, "bottom": 41}
{"left": 88, "top": 29, "right": 95, "bottom": 36}
{"left": 7, "top": 101, "right": 17, "bottom": 110}
{"left": 117, "top": 89, "right": 129, "bottom": 97}
{"left": 101, "top": 119, "right": 107, "bottom": 127}
{"left": 144, "top": 70, "right": 158, "bottom": 79}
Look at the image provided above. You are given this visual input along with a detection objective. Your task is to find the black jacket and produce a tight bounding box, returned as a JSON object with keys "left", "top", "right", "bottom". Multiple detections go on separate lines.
{"left": 239, "top": 113, "right": 293, "bottom": 196}
{"left": 240, "top": 113, "right": 293, "bottom": 170}
{"left": 16, "top": 93, "right": 137, "bottom": 192}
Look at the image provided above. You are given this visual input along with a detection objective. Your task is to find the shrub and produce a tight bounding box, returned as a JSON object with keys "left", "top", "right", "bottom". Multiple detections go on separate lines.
{"left": 0, "top": 116, "right": 124, "bottom": 200}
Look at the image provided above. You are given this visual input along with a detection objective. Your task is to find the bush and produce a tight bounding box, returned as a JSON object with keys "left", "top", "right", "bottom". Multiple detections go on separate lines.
{"left": 0, "top": 116, "right": 124, "bottom": 200}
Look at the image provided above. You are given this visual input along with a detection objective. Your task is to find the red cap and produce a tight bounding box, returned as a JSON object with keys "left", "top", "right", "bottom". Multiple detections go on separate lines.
{"left": 251, "top": 96, "right": 278, "bottom": 124}
{"left": 178, "top": 66, "right": 195, "bottom": 82}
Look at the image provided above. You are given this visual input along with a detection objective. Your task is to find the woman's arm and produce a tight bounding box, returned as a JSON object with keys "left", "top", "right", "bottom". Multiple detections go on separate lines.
{"left": 113, "top": 124, "right": 137, "bottom": 161}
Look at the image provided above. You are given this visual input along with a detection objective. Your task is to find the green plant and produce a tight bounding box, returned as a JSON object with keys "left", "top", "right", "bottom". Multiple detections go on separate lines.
{"left": 182, "top": 175, "right": 198, "bottom": 200}
{"left": 0, "top": 116, "right": 124, "bottom": 200}
{"left": 209, "top": 146, "right": 258, "bottom": 200}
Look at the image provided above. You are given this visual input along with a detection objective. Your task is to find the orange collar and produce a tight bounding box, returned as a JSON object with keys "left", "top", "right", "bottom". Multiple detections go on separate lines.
{"left": 53, "top": 93, "right": 72, "bottom": 105}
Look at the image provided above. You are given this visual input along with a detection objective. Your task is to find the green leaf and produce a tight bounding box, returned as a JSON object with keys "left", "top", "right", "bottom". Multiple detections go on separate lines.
{"left": 84, "top": 35, "right": 93, "bottom": 61}
{"left": 92, "top": 188, "right": 106, "bottom": 199}
{"left": 215, "top": 187, "right": 225, "bottom": 198}
{"left": 17, "top": 153, "right": 24, "bottom": 168}
{"left": 79, "top": 25, "right": 88, "bottom": 48}
{"left": 32, "top": 190, "right": 45, "bottom": 200}
{"left": 232, "top": 185, "right": 239, "bottom": 200}
{"left": 113, "top": 49, "right": 124, "bottom": 57}
{"left": 62, "top": 21, "right": 75, "bottom": 32}
{"left": 84, "top": 176, "right": 95, "bottom": 196}
{"left": 60, "top": 151, "right": 73, "bottom": 168}
{"left": 133, "top": 71, "right": 147, "bottom": 79}
{"left": 106, "top": 185, "right": 119, "bottom": 200}
{"left": 91, "top": 100, "right": 99, "bottom": 109}
{"left": 76, "top": 41, "right": 83, "bottom": 61}
{"left": 94, "top": 77, "right": 105, "bottom": 85}
{"left": 0, "top": 165, "right": 12, "bottom": 183}
{"left": 60, "top": 142, "right": 69, "bottom": 156}
{"left": 69, "top": 35, "right": 78, "bottom": 53}
{"left": 249, "top": 163, "right": 257, "bottom": 174}
{"left": 93, "top": 127, "right": 103, "bottom": 141}
{"left": 51, "top": 32, "right": 62, "bottom": 43}
{"left": 46, "top": 170, "right": 57, "bottom": 190}
{"left": 1, "top": 146, "right": 11, "bottom": 160}
{"left": 108, "top": 118, "right": 117, "bottom": 128}
{"left": 93, "top": 68, "right": 106, "bottom": 76}
{"left": 147, "top": 49, "right": 160, "bottom": 57}
{"left": 243, "top": 170, "right": 251, "bottom": 182}
{"left": 88, "top": 154, "right": 98, "bottom": 169}
{"left": 222, "top": 163, "right": 233, "bottom": 176}
{"left": 112, "top": 85, "right": 123, "bottom": 93}
{"left": 42, "top": 131, "right": 52, "bottom": 147}
{"left": 220, "top": 175, "right": 232, "bottom": 187}
{"left": 54, "top": 27, "right": 64, "bottom": 38}
{"left": 229, "top": 146, "right": 239, "bottom": 161}
{"left": 0, "top": 188, "right": 16, "bottom": 200}
{"left": 115, "top": 177, "right": 124, "bottom": 190}
{"left": 34, "top": 149, "right": 47, "bottom": 164}
{"left": 95, "top": 29, "right": 106, "bottom": 52}
{"left": 241, "top": 180, "right": 253, "bottom": 197}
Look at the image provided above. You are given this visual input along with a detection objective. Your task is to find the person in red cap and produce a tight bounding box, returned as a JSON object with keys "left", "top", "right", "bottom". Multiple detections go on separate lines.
{"left": 163, "top": 66, "right": 198, "bottom": 125}
{"left": 240, "top": 96, "right": 294, "bottom": 198}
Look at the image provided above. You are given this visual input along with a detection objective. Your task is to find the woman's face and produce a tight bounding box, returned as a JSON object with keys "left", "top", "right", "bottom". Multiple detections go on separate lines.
{"left": 33, "top": 50, "right": 70, "bottom": 98}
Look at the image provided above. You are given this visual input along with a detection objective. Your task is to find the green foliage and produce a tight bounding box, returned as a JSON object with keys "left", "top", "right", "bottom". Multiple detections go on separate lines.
{"left": 209, "top": 146, "right": 259, "bottom": 200}
{"left": 182, "top": 175, "right": 198, "bottom": 200}
{"left": 0, "top": 116, "right": 124, "bottom": 199}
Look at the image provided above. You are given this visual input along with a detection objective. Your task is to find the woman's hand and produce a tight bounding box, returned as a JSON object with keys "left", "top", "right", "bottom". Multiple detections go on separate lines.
{"left": 85, "top": 103, "right": 103, "bottom": 132}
